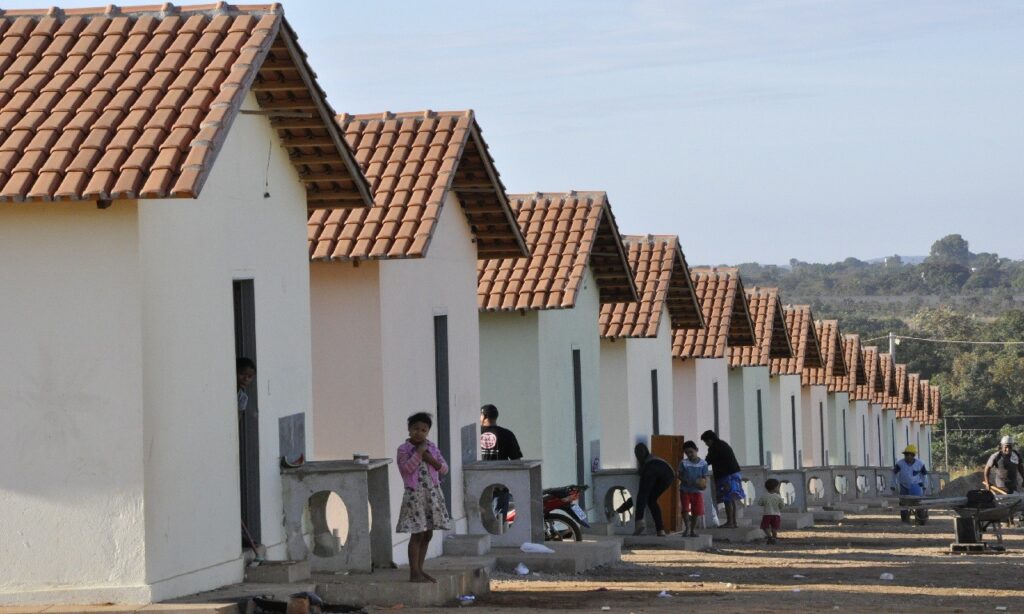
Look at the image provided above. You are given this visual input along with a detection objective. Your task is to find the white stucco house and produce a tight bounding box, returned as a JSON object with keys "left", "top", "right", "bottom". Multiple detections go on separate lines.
{"left": 767, "top": 305, "right": 824, "bottom": 469}
{"left": 597, "top": 235, "right": 703, "bottom": 468}
{"left": 828, "top": 334, "right": 866, "bottom": 466}
{"left": 477, "top": 191, "right": 637, "bottom": 495}
{"left": 886, "top": 363, "right": 912, "bottom": 466}
{"left": 0, "top": 4, "right": 374, "bottom": 604}
{"left": 727, "top": 287, "right": 793, "bottom": 467}
{"left": 852, "top": 346, "right": 884, "bottom": 467}
{"left": 801, "top": 320, "right": 848, "bottom": 468}
{"left": 307, "top": 110, "right": 528, "bottom": 561}
{"left": 877, "top": 352, "right": 900, "bottom": 466}
{"left": 672, "top": 268, "right": 756, "bottom": 446}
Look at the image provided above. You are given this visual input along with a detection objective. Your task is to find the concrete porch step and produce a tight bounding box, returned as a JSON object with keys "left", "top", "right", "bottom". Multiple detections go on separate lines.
{"left": 314, "top": 556, "right": 494, "bottom": 608}
{"left": 167, "top": 581, "right": 317, "bottom": 608}
{"left": 242, "top": 560, "right": 310, "bottom": 583}
{"left": 1, "top": 606, "right": 237, "bottom": 614}
{"left": 780, "top": 512, "right": 815, "bottom": 530}
{"left": 492, "top": 538, "right": 621, "bottom": 574}
{"left": 442, "top": 533, "right": 492, "bottom": 556}
{"left": 829, "top": 502, "right": 869, "bottom": 513}
{"left": 707, "top": 525, "right": 765, "bottom": 542}
{"left": 623, "top": 532, "right": 713, "bottom": 551}
{"left": 811, "top": 508, "right": 845, "bottom": 522}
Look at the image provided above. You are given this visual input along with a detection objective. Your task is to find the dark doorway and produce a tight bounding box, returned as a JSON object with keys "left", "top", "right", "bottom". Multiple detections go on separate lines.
{"left": 862, "top": 414, "right": 868, "bottom": 465}
{"left": 790, "top": 395, "right": 797, "bottom": 468}
{"left": 572, "top": 349, "right": 584, "bottom": 486}
{"left": 877, "top": 416, "right": 883, "bottom": 466}
{"left": 433, "top": 315, "right": 452, "bottom": 512}
{"left": 712, "top": 382, "right": 720, "bottom": 434}
{"left": 842, "top": 409, "right": 849, "bottom": 465}
{"left": 650, "top": 369, "right": 660, "bottom": 435}
{"left": 890, "top": 417, "right": 897, "bottom": 465}
{"left": 818, "top": 402, "right": 825, "bottom": 466}
{"left": 756, "top": 389, "right": 764, "bottom": 466}
{"left": 233, "top": 280, "right": 260, "bottom": 545}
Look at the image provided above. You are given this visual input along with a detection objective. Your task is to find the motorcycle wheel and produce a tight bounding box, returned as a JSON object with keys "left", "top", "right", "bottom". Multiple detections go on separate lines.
{"left": 544, "top": 511, "right": 582, "bottom": 542}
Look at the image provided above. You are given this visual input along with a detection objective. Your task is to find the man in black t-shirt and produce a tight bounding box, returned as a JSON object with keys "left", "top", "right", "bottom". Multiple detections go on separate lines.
{"left": 480, "top": 404, "right": 524, "bottom": 461}
{"left": 480, "top": 404, "right": 523, "bottom": 522}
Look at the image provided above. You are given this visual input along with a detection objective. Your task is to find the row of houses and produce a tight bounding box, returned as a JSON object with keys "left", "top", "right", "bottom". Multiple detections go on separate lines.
{"left": 0, "top": 3, "right": 940, "bottom": 607}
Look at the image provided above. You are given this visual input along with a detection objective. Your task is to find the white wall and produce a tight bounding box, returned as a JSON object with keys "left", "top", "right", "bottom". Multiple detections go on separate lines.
{"left": 769, "top": 374, "right": 803, "bottom": 469}
{"left": 851, "top": 400, "right": 870, "bottom": 467}
{"left": 673, "top": 358, "right": 729, "bottom": 445}
{"left": 829, "top": 392, "right": 852, "bottom": 466}
{"left": 881, "top": 409, "right": 897, "bottom": 468}
{"left": 139, "top": 94, "right": 315, "bottom": 599}
{"left": 866, "top": 404, "right": 884, "bottom": 466}
{"left": 536, "top": 268, "right": 603, "bottom": 495}
{"left": 378, "top": 192, "right": 482, "bottom": 560}
{"left": 727, "top": 366, "right": 770, "bottom": 467}
{"left": 800, "top": 385, "right": 829, "bottom": 467}
{"left": 0, "top": 201, "right": 148, "bottom": 605}
{"left": 479, "top": 310, "right": 542, "bottom": 460}
{"left": 599, "top": 309, "right": 674, "bottom": 468}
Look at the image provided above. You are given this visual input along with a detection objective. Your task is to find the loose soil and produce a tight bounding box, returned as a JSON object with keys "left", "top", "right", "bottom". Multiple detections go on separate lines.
{"left": 408, "top": 511, "right": 1024, "bottom": 613}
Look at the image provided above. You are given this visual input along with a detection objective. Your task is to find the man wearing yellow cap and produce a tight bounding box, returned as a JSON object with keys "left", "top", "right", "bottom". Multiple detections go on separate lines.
{"left": 892, "top": 444, "right": 929, "bottom": 524}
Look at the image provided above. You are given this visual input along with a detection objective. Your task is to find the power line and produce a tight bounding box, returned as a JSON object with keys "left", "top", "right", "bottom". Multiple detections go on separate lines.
{"left": 862, "top": 334, "right": 1024, "bottom": 346}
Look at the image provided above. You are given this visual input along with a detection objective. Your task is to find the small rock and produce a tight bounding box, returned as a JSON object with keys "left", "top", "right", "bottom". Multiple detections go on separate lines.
{"left": 879, "top": 573, "right": 895, "bottom": 581}
{"left": 792, "top": 574, "right": 806, "bottom": 579}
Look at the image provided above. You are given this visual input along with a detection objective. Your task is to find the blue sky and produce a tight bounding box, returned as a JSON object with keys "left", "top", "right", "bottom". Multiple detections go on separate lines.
{"left": 6, "top": 1, "right": 1023, "bottom": 264}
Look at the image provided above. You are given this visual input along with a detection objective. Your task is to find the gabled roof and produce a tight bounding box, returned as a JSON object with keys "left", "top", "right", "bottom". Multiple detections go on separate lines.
{"left": 0, "top": 3, "right": 371, "bottom": 207}
{"left": 673, "top": 267, "right": 756, "bottom": 360}
{"left": 905, "top": 372, "right": 921, "bottom": 419}
{"left": 853, "top": 346, "right": 883, "bottom": 401}
{"left": 803, "top": 319, "right": 849, "bottom": 386}
{"left": 599, "top": 234, "right": 703, "bottom": 339}
{"left": 477, "top": 191, "right": 636, "bottom": 311}
{"left": 893, "top": 364, "right": 910, "bottom": 410}
{"left": 918, "top": 379, "right": 931, "bottom": 423}
{"left": 308, "top": 110, "right": 527, "bottom": 262}
{"left": 878, "top": 352, "right": 897, "bottom": 407}
{"left": 832, "top": 334, "right": 867, "bottom": 393}
{"left": 770, "top": 304, "right": 824, "bottom": 375}
{"left": 729, "top": 287, "right": 793, "bottom": 367}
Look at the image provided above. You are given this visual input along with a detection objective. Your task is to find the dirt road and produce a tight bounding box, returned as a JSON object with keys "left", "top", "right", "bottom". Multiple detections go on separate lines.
{"left": 414, "top": 511, "right": 1024, "bottom": 613}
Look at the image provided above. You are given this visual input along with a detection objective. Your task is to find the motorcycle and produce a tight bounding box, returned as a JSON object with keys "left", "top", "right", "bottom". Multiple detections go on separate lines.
{"left": 542, "top": 484, "right": 589, "bottom": 541}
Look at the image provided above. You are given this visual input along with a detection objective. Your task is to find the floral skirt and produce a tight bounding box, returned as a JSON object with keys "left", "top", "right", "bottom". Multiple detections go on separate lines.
{"left": 396, "top": 464, "right": 452, "bottom": 533}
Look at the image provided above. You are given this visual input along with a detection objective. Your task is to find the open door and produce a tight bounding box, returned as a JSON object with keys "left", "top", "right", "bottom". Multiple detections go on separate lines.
{"left": 651, "top": 434, "right": 684, "bottom": 532}
{"left": 234, "top": 280, "right": 260, "bottom": 546}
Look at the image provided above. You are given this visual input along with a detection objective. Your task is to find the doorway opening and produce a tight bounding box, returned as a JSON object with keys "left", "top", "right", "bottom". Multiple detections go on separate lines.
{"left": 234, "top": 279, "right": 260, "bottom": 547}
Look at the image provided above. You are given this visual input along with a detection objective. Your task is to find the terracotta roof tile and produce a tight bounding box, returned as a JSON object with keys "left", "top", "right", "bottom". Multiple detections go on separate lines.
{"left": 477, "top": 191, "right": 637, "bottom": 311}
{"left": 770, "top": 304, "right": 824, "bottom": 374}
{"left": 930, "top": 384, "right": 941, "bottom": 425}
{"left": 852, "top": 346, "right": 883, "bottom": 401}
{"left": 673, "top": 268, "right": 756, "bottom": 360}
{"left": 893, "top": 364, "right": 910, "bottom": 414}
{"left": 728, "top": 287, "right": 793, "bottom": 367}
{"left": 918, "top": 378, "right": 931, "bottom": 424}
{"left": 831, "top": 334, "right": 867, "bottom": 393}
{"left": 0, "top": 3, "right": 371, "bottom": 207}
{"left": 599, "top": 234, "right": 703, "bottom": 339}
{"left": 802, "top": 320, "right": 849, "bottom": 386}
{"left": 905, "top": 373, "right": 921, "bottom": 420}
{"left": 308, "top": 110, "right": 527, "bottom": 262}
{"left": 878, "top": 352, "right": 898, "bottom": 408}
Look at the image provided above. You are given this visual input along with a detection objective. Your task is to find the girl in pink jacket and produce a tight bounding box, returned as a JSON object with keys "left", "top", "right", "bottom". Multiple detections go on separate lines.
{"left": 396, "top": 412, "right": 451, "bottom": 583}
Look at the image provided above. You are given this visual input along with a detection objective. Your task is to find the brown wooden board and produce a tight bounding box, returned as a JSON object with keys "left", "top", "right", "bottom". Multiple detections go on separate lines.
{"left": 651, "top": 434, "right": 685, "bottom": 532}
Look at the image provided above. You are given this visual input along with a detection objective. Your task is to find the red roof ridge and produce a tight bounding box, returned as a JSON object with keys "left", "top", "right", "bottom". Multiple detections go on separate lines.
{"left": 338, "top": 109, "right": 475, "bottom": 123}
{"left": 0, "top": 3, "right": 285, "bottom": 18}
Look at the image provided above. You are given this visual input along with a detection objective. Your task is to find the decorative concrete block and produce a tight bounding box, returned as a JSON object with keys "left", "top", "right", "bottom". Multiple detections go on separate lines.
{"left": 463, "top": 460, "right": 543, "bottom": 548}
{"left": 592, "top": 468, "right": 641, "bottom": 536}
{"left": 281, "top": 459, "right": 393, "bottom": 573}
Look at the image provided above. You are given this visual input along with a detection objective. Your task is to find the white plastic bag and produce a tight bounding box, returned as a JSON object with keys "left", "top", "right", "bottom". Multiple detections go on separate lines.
{"left": 514, "top": 562, "right": 530, "bottom": 575}
{"left": 520, "top": 542, "right": 555, "bottom": 554}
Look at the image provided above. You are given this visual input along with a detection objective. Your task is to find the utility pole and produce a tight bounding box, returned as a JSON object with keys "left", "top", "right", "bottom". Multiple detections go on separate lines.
{"left": 889, "top": 331, "right": 896, "bottom": 362}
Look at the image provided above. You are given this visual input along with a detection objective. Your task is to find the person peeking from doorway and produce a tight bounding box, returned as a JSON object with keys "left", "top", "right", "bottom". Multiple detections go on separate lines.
{"left": 701, "top": 430, "right": 743, "bottom": 529}
{"left": 396, "top": 412, "right": 452, "bottom": 583}
{"left": 678, "top": 440, "right": 708, "bottom": 538}
{"left": 632, "top": 442, "right": 675, "bottom": 537}
{"left": 236, "top": 357, "right": 256, "bottom": 412}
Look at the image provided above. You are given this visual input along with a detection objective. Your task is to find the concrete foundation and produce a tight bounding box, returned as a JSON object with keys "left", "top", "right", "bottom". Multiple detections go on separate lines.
{"left": 828, "top": 502, "right": 868, "bottom": 513}
{"left": 463, "top": 460, "right": 543, "bottom": 547}
{"left": 780, "top": 512, "right": 815, "bottom": 529}
{"left": 280, "top": 459, "right": 393, "bottom": 573}
{"left": 242, "top": 561, "right": 310, "bottom": 584}
{"left": 443, "top": 533, "right": 492, "bottom": 556}
{"left": 810, "top": 508, "right": 845, "bottom": 522}
{"left": 707, "top": 525, "right": 765, "bottom": 542}
{"left": 1, "top": 606, "right": 237, "bottom": 614}
{"left": 492, "top": 538, "right": 621, "bottom": 574}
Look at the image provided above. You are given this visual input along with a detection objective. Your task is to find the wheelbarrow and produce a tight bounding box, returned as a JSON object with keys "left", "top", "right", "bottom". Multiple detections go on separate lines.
{"left": 897, "top": 493, "right": 1024, "bottom": 554}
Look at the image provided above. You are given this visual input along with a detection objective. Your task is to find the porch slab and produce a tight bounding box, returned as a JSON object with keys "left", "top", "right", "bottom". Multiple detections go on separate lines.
{"left": 492, "top": 538, "right": 621, "bottom": 574}
{"left": 623, "top": 533, "right": 713, "bottom": 551}
{"left": 0, "top": 607, "right": 236, "bottom": 614}
{"left": 861, "top": 498, "right": 893, "bottom": 510}
{"left": 707, "top": 525, "right": 765, "bottom": 542}
{"left": 780, "top": 512, "right": 815, "bottom": 530}
{"left": 442, "top": 533, "right": 492, "bottom": 556}
{"left": 169, "top": 582, "right": 316, "bottom": 606}
{"left": 829, "top": 502, "right": 869, "bottom": 513}
{"left": 243, "top": 560, "right": 310, "bottom": 583}
{"left": 811, "top": 509, "right": 845, "bottom": 522}
{"left": 313, "top": 557, "right": 493, "bottom": 608}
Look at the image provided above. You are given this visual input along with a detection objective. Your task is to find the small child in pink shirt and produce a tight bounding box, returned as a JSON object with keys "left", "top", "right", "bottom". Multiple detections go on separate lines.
{"left": 396, "top": 412, "right": 451, "bottom": 583}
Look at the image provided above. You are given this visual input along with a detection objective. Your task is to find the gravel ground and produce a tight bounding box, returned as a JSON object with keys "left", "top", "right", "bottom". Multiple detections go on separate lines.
{"left": 404, "top": 510, "right": 1024, "bottom": 613}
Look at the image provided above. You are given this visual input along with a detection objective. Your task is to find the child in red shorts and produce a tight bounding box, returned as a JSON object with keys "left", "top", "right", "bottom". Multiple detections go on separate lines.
{"left": 678, "top": 441, "right": 709, "bottom": 537}
{"left": 756, "top": 478, "right": 784, "bottom": 544}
